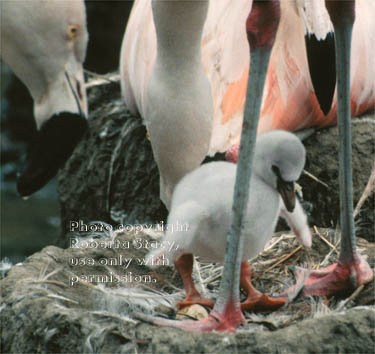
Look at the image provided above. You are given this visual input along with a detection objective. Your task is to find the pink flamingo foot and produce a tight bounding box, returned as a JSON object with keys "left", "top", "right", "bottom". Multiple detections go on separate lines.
{"left": 135, "top": 297, "right": 245, "bottom": 333}
{"left": 241, "top": 293, "right": 286, "bottom": 312}
{"left": 301, "top": 254, "right": 373, "bottom": 297}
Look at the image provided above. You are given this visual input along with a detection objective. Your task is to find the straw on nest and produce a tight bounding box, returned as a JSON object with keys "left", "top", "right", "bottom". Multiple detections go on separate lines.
{"left": 66, "top": 221, "right": 374, "bottom": 332}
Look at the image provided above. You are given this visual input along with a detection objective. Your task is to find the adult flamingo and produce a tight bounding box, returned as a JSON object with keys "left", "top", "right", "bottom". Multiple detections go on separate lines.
{"left": 122, "top": 0, "right": 373, "bottom": 332}
{"left": 120, "top": 0, "right": 374, "bottom": 155}
{"left": 1, "top": 0, "right": 88, "bottom": 197}
{"left": 122, "top": 0, "right": 212, "bottom": 209}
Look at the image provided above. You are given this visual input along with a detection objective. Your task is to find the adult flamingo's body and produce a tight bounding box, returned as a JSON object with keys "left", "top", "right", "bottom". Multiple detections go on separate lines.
{"left": 121, "top": 0, "right": 374, "bottom": 155}
{"left": 122, "top": 0, "right": 212, "bottom": 208}
{"left": 122, "top": 0, "right": 373, "bottom": 332}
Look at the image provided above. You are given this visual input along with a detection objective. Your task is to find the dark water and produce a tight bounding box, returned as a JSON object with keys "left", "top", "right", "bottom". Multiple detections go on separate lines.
{"left": 1, "top": 65, "right": 59, "bottom": 264}
{"left": 1, "top": 179, "right": 60, "bottom": 264}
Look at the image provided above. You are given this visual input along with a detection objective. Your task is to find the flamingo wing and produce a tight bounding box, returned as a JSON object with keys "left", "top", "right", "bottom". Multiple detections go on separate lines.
{"left": 120, "top": 0, "right": 374, "bottom": 155}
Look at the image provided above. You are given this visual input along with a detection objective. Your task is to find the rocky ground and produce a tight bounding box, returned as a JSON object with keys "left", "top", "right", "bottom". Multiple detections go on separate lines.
{"left": 1, "top": 76, "right": 374, "bottom": 353}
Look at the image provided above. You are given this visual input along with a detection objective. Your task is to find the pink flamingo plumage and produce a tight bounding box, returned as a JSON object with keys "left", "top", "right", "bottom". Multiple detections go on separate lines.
{"left": 121, "top": 0, "right": 374, "bottom": 155}
{"left": 121, "top": 0, "right": 374, "bottom": 332}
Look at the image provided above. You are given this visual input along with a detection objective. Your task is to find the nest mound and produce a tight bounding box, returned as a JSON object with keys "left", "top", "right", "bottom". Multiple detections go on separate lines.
{"left": 1, "top": 227, "right": 374, "bottom": 353}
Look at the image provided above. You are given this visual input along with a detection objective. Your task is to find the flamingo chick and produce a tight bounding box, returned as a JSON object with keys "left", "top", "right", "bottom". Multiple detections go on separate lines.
{"left": 1, "top": 0, "right": 88, "bottom": 197}
{"left": 147, "top": 130, "right": 311, "bottom": 313}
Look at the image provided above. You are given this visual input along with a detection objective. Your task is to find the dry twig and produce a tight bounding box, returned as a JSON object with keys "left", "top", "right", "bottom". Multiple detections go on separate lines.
{"left": 314, "top": 226, "right": 339, "bottom": 255}
{"left": 303, "top": 170, "right": 329, "bottom": 188}
{"left": 264, "top": 246, "right": 302, "bottom": 273}
{"left": 336, "top": 285, "right": 365, "bottom": 311}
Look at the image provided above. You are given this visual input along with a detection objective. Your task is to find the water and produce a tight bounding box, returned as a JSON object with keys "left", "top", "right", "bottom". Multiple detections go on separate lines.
{"left": 1, "top": 63, "right": 60, "bottom": 263}
{"left": 1, "top": 179, "right": 60, "bottom": 264}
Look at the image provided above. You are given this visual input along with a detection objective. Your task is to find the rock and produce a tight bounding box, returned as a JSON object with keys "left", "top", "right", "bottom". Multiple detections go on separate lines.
{"left": 58, "top": 78, "right": 374, "bottom": 244}
{"left": 57, "top": 79, "right": 168, "bottom": 246}
{"left": 300, "top": 119, "right": 374, "bottom": 241}
{"left": 176, "top": 304, "right": 209, "bottom": 321}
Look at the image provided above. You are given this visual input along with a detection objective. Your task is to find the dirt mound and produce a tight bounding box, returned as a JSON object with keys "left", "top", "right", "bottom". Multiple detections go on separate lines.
{"left": 1, "top": 229, "right": 374, "bottom": 353}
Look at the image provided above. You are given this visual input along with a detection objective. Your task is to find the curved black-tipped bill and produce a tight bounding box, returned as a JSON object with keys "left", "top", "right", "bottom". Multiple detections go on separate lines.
{"left": 277, "top": 179, "right": 296, "bottom": 212}
{"left": 17, "top": 112, "right": 88, "bottom": 197}
{"left": 305, "top": 32, "right": 336, "bottom": 115}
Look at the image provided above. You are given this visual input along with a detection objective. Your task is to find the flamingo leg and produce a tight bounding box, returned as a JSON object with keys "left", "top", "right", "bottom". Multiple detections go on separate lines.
{"left": 301, "top": 0, "right": 373, "bottom": 297}
{"left": 193, "top": 0, "right": 281, "bottom": 332}
{"left": 176, "top": 258, "right": 287, "bottom": 312}
{"left": 138, "top": 1, "right": 281, "bottom": 332}
{"left": 302, "top": 256, "right": 373, "bottom": 297}
{"left": 240, "top": 262, "right": 286, "bottom": 311}
{"left": 175, "top": 254, "right": 215, "bottom": 309}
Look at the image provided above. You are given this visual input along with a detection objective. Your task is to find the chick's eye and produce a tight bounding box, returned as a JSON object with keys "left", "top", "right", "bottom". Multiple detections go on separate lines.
{"left": 272, "top": 165, "right": 280, "bottom": 176}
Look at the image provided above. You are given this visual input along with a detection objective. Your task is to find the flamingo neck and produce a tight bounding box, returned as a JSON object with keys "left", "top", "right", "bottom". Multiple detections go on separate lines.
{"left": 151, "top": 0, "right": 208, "bottom": 72}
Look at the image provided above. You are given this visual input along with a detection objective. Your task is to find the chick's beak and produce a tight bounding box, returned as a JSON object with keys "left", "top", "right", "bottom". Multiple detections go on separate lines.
{"left": 277, "top": 179, "right": 296, "bottom": 212}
